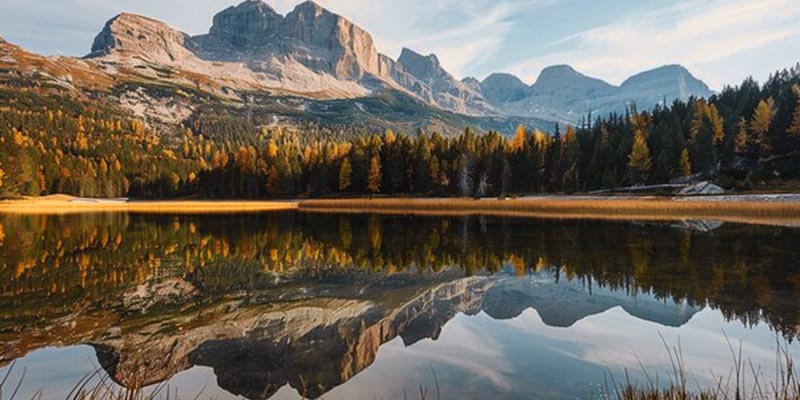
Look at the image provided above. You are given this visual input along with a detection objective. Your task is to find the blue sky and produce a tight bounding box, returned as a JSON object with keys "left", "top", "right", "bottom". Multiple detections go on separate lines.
{"left": 1, "top": 0, "right": 799, "bottom": 90}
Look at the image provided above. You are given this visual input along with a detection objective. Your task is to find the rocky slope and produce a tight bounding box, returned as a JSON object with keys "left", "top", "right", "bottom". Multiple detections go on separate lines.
{"left": 0, "top": 35, "right": 113, "bottom": 91}
{"left": 394, "top": 48, "right": 494, "bottom": 116}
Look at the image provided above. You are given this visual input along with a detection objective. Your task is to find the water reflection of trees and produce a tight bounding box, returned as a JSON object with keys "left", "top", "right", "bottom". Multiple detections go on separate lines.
{"left": 0, "top": 212, "right": 798, "bottom": 338}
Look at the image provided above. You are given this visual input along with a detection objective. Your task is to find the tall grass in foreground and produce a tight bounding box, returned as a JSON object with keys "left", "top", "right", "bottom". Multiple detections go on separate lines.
{"left": 2, "top": 335, "right": 798, "bottom": 400}
{"left": 299, "top": 198, "right": 800, "bottom": 226}
{"left": 606, "top": 334, "right": 800, "bottom": 400}
{"left": 0, "top": 366, "right": 177, "bottom": 400}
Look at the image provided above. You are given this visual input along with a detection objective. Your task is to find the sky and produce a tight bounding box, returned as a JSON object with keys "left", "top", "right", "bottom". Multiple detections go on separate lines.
{"left": 1, "top": 0, "right": 799, "bottom": 90}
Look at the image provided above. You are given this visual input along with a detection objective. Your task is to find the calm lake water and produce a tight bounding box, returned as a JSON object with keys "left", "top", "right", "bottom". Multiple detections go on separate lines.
{"left": 0, "top": 212, "right": 798, "bottom": 399}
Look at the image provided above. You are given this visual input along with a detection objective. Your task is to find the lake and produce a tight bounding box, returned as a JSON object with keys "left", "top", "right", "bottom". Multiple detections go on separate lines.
{"left": 0, "top": 211, "right": 798, "bottom": 399}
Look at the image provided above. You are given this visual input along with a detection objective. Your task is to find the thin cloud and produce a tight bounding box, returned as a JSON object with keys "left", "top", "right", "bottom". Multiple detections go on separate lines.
{"left": 505, "top": 0, "right": 800, "bottom": 89}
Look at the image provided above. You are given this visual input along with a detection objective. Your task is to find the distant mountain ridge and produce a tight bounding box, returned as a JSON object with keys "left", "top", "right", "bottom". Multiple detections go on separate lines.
{"left": 476, "top": 64, "right": 713, "bottom": 124}
{"left": 0, "top": 0, "right": 714, "bottom": 132}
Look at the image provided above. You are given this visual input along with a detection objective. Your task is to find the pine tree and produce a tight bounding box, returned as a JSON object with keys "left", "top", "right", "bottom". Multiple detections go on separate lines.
{"left": 751, "top": 98, "right": 775, "bottom": 157}
{"left": 735, "top": 118, "right": 749, "bottom": 154}
{"left": 628, "top": 131, "right": 652, "bottom": 184}
{"left": 339, "top": 158, "right": 352, "bottom": 191}
{"left": 367, "top": 154, "right": 381, "bottom": 194}
{"left": 680, "top": 148, "right": 692, "bottom": 178}
{"left": 510, "top": 124, "right": 527, "bottom": 152}
{"left": 707, "top": 104, "right": 725, "bottom": 144}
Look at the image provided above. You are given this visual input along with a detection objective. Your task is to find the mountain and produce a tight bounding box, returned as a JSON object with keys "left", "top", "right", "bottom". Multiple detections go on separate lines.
{"left": 483, "top": 64, "right": 713, "bottom": 124}
{"left": 84, "top": 1, "right": 495, "bottom": 117}
{"left": 480, "top": 73, "right": 530, "bottom": 104}
{"left": 0, "top": 3, "right": 553, "bottom": 135}
{"left": 0, "top": 0, "right": 712, "bottom": 134}
{"left": 87, "top": 4, "right": 382, "bottom": 99}
{"left": 619, "top": 64, "right": 714, "bottom": 110}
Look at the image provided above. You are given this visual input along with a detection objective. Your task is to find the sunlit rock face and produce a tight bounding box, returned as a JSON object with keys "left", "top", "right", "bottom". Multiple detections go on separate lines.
{"left": 196, "top": 0, "right": 387, "bottom": 82}
{"left": 89, "top": 13, "right": 195, "bottom": 64}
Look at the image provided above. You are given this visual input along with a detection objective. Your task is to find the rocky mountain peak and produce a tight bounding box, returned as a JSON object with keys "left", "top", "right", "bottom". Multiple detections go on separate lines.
{"left": 88, "top": 13, "right": 191, "bottom": 62}
{"left": 480, "top": 73, "right": 530, "bottom": 103}
{"left": 394, "top": 47, "right": 494, "bottom": 116}
{"left": 276, "top": 1, "right": 382, "bottom": 80}
{"left": 535, "top": 64, "right": 585, "bottom": 85}
{"left": 397, "top": 48, "right": 444, "bottom": 81}
{"left": 532, "top": 64, "right": 614, "bottom": 96}
{"left": 209, "top": 0, "right": 283, "bottom": 48}
{"left": 620, "top": 64, "right": 713, "bottom": 102}
{"left": 281, "top": 0, "right": 346, "bottom": 45}
{"left": 461, "top": 77, "right": 482, "bottom": 92}
{"left": 292, "top": 0, "right": 325, "bottom": 14}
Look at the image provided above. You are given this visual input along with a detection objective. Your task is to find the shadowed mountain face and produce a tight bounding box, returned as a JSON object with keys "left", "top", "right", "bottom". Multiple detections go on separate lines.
{"left": 2, "top": 212, "right": 799, "bottom": 399}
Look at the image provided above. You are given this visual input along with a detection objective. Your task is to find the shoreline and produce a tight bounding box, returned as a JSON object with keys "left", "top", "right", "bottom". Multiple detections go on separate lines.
{"left": 1, "top": 194, "right": 800, "bottom": 226}
{"left": 0, "top": 195, "right": 299, "bottom": 215}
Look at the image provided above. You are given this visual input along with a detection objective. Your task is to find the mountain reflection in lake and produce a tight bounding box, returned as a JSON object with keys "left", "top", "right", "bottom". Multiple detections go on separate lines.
{"left": 0, "top": 212, "right": 798, "bottom": 400}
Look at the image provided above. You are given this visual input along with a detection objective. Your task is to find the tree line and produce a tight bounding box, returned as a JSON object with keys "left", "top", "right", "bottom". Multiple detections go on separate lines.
{"left": 1, "top": 64, "right": 799, "bottom": 199}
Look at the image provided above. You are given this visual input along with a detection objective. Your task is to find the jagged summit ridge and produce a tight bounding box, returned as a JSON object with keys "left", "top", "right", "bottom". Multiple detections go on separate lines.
{"left": 65, "top": 1, "right": 714, "bottom": 125}
{"left": 398, "top": 48, "right": 443, "bottom": 78}
{"left": 396, "top": 47, "right": 494, "bottom": 115}
{"left": 80, "top": 2, "right": 499, "bottom": 117}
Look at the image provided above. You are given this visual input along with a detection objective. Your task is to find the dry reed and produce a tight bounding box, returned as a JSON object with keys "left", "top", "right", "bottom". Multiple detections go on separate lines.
{"left": 299, "top": 197, "right": 800, "bottom": 227}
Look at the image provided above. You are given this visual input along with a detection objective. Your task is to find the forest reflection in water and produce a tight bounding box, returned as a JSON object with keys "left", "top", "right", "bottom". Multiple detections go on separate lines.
{"left": 0, "top": 211, "right": 798, "bottom": 399}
